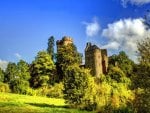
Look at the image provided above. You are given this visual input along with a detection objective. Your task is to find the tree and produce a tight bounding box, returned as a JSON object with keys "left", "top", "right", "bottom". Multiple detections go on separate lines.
{"left": 56, "top": 43, "right": 81, "bottom": 81}
{"left": 0, "top": 67, "right": 4, "bottom": 82}
{"left": 107, "top": 66, "right": 129, "bottom": 83}
{"left": 30, "top": 51, "right": 55, "bottom": 88}
{"left": 95, "top": 76, "right": 134, "bottom": 113}
{"left": 109, "top": 51, "right": 134, "bottom": 76}
{"left": 63, "top": 64, "right": 96, "bottom": 110}
{"left": 137, "top": 37, "right": 150, "bottom": 65}
{"left": 4, "top": 62, "right": 17, "bottom": 83}
{"left": 17, "top": 60, "right": 30, "bottom": 80}
{"left": 131, "top": 37, "right": 150, "bottom": 113}
{"left": 7, "top": 60, "right": 31, "bottom": 94}
{"left": 47, "top": 36, "right": 55, "bottom": 61}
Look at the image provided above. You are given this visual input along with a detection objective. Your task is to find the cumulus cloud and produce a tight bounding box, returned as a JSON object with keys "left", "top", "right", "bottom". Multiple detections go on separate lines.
{"left": 102, "top": 41, "right": 120, "bottom": 50}
{"left": 83, "top": 18, "right": 100, "bottom": 37}
{"left": 0, "top": 59, "right": 9, "bottom": 70}
{"left": 121, "top": 0, "right": 150, "bottom": 7}
{"left": 102, "top": 18, "right": 150, "bottom": 62}
{"left": 14, "top": 53, "right": 22, "bottom": 60}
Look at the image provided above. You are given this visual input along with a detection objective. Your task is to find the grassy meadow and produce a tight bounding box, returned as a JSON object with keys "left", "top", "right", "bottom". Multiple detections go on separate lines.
{"left": 0, "top": 92, "right": 94, "bottom": 113}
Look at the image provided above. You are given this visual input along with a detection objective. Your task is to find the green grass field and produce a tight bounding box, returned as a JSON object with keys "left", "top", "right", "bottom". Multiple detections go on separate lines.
{"left": 0, "top": 92, "right": 94, "bottom": 113}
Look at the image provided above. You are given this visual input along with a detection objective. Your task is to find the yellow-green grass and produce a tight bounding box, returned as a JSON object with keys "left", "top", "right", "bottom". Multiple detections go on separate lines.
{"left": 0, "top": 92, "right": 94, "bottom": 113}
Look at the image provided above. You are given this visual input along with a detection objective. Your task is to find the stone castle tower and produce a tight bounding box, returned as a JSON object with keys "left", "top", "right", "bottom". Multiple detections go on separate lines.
{"left": 85, "top": 42, "right": 108, "bottom": 77}
{"left": 56, "top": 36, "right": 73, "bottom": 48}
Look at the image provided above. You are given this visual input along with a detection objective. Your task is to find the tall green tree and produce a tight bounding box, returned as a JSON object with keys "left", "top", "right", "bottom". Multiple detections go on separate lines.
{"left": 132, "top": 37, "right": 150, "bottom": 113}
{"left": 0, "top": 67, "right": 4, "bottom": 82}
{"left": 30, "top": 51, "right": 55, "bottom": 88}
{"left": 63, "top": 64, "right": 96, "bottom": 110}
{"left": 17, "top": 60, "right": 30, "bottom": 80}
{"left": 47, "top": 36, "right": 55, "bottom": 61}
{"left": 7, "top": 60, "right": 31, "bottom": 94}
{"left": 4, "top": 62, "right": 17, "bottom": 83}
{"left": 56, "top": 43, "right": 81, "bottom": 80}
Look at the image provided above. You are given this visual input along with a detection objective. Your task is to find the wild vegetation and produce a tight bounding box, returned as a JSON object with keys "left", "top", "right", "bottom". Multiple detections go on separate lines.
{"left": 0, "top": 36, "right": 150, "bottom": 113}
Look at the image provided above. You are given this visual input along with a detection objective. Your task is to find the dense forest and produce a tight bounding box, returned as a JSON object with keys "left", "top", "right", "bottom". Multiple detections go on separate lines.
{"left": 0, "top": 36, "right": 150, "bottom": 113}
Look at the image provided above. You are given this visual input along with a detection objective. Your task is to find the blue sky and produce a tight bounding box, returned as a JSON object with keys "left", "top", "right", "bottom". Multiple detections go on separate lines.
{"left": 0, "top": 0, "right": 150, "bottom": 68}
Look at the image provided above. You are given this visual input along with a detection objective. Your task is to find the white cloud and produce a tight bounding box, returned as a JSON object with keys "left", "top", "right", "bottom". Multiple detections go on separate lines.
{"left": 102, "top": 18, "right": 150, "bottom": 62}
{"left": 0, "top": 59, "right": 9, "bottom": 70}
{"left": 102, "top": 41, "right": 120, "bottom": 50}
{"left": 121, "top": 0, "right": 150, "bottom": 7}
{"left": 14, "top": 53, "right": 22, "bottom": 60}
{"left": 83, "top": 18, "right": 100, "bottom": 37}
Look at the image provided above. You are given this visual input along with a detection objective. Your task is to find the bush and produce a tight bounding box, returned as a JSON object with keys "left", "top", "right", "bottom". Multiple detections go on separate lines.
{"left": 35, "top": 86, "right": 50, "bottom": 96}
{"left": 31, "top": 83, "right": 64, "bottom": 98}
{"left": 10, "top": 79, "right": 30, "bottom": 94}
{"left": 47, "top": 82, "right": 64, "bottom": 98}
{"left": 0, "top": 82, "right": 10, "bottom": 92}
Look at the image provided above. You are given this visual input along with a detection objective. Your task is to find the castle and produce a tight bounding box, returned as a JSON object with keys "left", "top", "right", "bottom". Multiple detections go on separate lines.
{"left": 56, "top": 36, "right": 108, "bottom": 77}
{"left": 85, "top": 42, "right": 108, "bottom": 77}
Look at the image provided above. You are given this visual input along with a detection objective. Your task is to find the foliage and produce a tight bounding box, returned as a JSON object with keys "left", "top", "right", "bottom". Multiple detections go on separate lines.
{"left": 131, "top": 37, "right": 150, "bottom": 113}
{"left": 47, "top": 82, "right": 64, "bottom": 98}
{"left": 137, "top": 37, "right": 150, "bottom": 65}
{"left": 10, "top": 79, "right": 30, "bottom": 94}
{"left": 107, "top": 66, "right": 131, "bottom": 84}
{"left": 16, "top": 60, "right": 30, "bottom": 80}
{"left": 63, "top": 65, "right": 96, "bottom": 110}
{"left": 56, "top": 43, "right": 81, "bottom": 81}
{"left": 0, "top": 67, "right": 4, "bottom": 82}
{"left": 30, "top": 51, "right": 55, "bottom": 88}
{"left": 5, "top": 60, "right": 31, "bottom": 94}
{"left": 109, "top": 51, "right": 134, "bottom": 76}
{"left": 4, "top": 62, "right": 17, "bottom": 83}
{"left": 95, "top": 69, "right": 134, "bottom": 113}
{"left": 132, "top": 64, "right": 150, "bottom": 113}
{"left": 47, "top": 36, "right": 55, "bottom": 61}
{"left": 0, "top": 82, "right": 10, "bottom": 93}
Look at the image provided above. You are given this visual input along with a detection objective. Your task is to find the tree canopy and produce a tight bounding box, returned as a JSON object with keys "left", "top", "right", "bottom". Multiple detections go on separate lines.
{"left": 30, "top": 51, "right": 55, "bottom": 88}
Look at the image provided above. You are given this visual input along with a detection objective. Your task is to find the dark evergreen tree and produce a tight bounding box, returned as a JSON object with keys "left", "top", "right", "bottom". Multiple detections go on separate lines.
{"left": 0, "top": 67, "right": 4, "bottom": 82}
{"left": 47, "top": 36, "right": 55, "bottom": 61}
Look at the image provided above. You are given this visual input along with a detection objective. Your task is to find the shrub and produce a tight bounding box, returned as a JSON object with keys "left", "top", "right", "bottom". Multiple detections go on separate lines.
{"left": 10, "top": 79, "right": 30, "bottom": 94}
{"left": 47, "top": 82, "right": 64, "bottom": 98}
{"left": 35, "top": 86, "right": 50, "bottom": 96}
{"left": 31, "top": 83, "right": 64, "bottom": 98}
{"left": 0, "top": 82, "right": 10, "bottom": 92}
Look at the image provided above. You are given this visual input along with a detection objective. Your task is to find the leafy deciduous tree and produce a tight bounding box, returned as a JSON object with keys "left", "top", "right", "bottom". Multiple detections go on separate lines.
{"left": 63, "top": 64, "right": 96, "bottom": 110}
{"left": 56, "top": 43, "right": 81, "bottom": 81}
{"left": 4, "top": 62, "right": 17, "bottom": 83}
{"left": 30, "top": 51, "right": 55, "bottom": 88}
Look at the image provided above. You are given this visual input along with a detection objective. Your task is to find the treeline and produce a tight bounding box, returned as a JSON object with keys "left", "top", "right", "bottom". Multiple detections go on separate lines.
{"left": 0, "top": 36, "right": 150, "bottom": 113}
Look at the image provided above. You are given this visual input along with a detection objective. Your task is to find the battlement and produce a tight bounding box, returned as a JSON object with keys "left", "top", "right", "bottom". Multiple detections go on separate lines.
{"left": 56, "top": 36, "right": 73, "bottom": 46}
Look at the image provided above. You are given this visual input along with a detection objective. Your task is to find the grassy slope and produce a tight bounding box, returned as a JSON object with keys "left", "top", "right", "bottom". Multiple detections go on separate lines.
{"left": 0, "top": 92, "right": 94, "bottom": 113}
